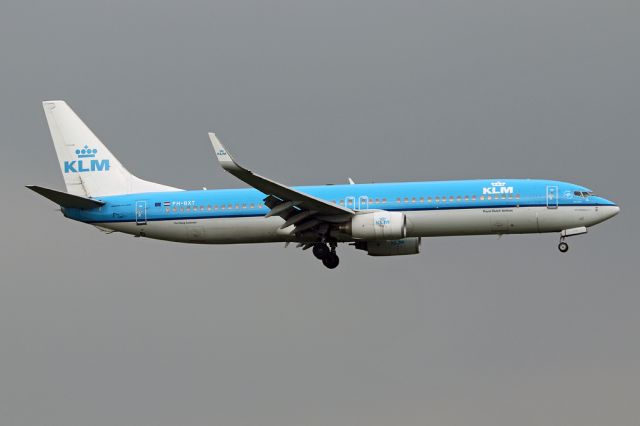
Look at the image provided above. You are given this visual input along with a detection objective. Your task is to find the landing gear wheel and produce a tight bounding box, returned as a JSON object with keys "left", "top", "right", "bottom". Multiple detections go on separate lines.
{"left": 558, "top": 241, "right": 569, "bottom": 253}
{"left": 312, "top": 243, "right": 330, "bottom": 260}
{"left": 322, "top": 253, "right": 340, "bottom": 269}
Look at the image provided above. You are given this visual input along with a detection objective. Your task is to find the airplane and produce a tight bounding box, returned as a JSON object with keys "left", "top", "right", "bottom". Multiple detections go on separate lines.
{"left": 28, "top": 101, "right": 620, "bottom": 269}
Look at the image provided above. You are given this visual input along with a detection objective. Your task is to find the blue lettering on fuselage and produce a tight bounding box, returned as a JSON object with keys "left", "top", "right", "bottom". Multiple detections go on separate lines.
{"left": 64, "top": 159, "right": 110, "bottom": 173}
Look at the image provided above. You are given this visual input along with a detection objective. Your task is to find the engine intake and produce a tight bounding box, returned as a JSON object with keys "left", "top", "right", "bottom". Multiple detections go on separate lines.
{"left": 343, "top": 211, "right": 407, "bottom": 240}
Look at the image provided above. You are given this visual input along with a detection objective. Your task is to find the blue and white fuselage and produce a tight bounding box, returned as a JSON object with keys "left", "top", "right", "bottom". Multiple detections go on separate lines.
{"left": 64, "top": 179, "right": 618, "bottom": 244}
{"left": 29, "top": 101, "right": 620, "bottom": 269}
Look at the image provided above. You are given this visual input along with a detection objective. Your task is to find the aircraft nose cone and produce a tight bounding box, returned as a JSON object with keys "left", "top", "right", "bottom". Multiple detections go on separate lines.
{"left": 603, "top": 205, "right": 620, "bottom": 220}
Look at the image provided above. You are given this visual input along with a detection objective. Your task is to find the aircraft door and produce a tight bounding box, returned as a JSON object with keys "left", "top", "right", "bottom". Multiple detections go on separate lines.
{"left": 358, "top": 196, "right": 369, "bottom": 210}
{"left": 135, "top": 200, "right": 147, "bottom": 225}
{"left": 546, "top": 185, "right": 558, "bottom": 209}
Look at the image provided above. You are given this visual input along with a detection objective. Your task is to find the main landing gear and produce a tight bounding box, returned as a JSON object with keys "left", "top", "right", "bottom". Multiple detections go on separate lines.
{"left": 313, "top": 242, "right": 340, "bottom": 269}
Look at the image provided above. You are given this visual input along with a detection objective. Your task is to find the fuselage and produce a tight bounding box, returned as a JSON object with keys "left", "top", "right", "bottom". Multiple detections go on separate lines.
{"left": 63, "top": 179, "right": 619, "bottom": 244}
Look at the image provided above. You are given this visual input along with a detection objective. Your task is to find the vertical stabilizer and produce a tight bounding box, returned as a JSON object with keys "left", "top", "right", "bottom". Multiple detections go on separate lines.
{"left": 42, "top": 101, "right": 180, "bottom": 197}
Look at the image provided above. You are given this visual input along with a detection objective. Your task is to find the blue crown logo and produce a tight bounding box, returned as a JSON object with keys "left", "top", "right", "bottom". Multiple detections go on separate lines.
{"left": 75, "top": 145, "right": 98, "bottom": 158}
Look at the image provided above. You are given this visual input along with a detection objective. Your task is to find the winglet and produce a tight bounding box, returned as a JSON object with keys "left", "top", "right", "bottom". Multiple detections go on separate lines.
{"left": 208, "top": 132, "right": 242, "bottom": 172}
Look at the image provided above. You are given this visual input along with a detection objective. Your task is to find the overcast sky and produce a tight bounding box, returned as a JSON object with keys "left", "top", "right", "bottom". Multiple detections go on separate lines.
{"left": 1, "top": 1, "right": 639, "bottom": 425}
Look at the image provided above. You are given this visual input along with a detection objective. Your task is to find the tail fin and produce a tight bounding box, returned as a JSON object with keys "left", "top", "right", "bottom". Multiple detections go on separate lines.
{"left": 42, "top": 101, "right": 180, "bottom": 197}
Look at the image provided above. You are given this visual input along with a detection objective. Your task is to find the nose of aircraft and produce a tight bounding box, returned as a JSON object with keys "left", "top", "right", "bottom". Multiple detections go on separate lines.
{"left": 600, "top": 203, "right": 620, "bottom": 221}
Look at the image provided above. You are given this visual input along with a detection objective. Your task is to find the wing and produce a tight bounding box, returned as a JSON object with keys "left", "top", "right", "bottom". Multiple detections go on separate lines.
{"left": 208, "top": 133, "right": 354, "bottom": 236}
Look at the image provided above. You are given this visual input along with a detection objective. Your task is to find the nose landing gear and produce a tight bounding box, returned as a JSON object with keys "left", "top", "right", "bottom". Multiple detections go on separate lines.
{"left": 558, "top": 240, "right": 569, "bottom": 253}
{"left": 312, "top": 242, "right": 340, "bottom": 269}
{"left": 557, "top": 226, "right": 587, "bottom": 253}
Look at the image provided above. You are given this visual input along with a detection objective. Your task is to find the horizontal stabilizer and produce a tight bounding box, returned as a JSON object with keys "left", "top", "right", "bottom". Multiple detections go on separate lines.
{"left": 26, "top": 185, "right": 105, "bottom": 209}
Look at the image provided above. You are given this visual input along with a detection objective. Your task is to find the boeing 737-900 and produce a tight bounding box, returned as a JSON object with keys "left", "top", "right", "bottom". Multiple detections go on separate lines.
{"left": 28, "top": 101, "right": 620, "bottom": 269}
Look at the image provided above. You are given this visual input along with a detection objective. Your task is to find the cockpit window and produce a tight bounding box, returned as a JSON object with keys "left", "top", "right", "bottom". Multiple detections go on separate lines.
{"left": 574, "top": 191, "right": 595, "bottom": 198}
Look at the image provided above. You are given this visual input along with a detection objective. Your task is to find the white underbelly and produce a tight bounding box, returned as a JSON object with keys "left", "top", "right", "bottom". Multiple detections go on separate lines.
{"left": 94, "top": 206, "right": 604, "bottom": 243}
{"left": 96, "top": 216, "right": 290, "bottom": 244}
{"left": 405, "top": 206, "right": 601, "bottom": 237}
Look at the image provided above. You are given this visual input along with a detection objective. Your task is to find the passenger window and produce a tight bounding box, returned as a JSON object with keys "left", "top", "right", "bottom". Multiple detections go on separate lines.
{"left": 419, "top": 197, "right": 424, "bottom": 203}
{"left": 396, "top": 198, "right": 401, "bottom": 203}
{"left": 173, "top": 207, "right": 177, "bottom": 212}
{"left": 221, "top": 205, "right": 225, "bottom": 210}
{"left": 258, "top": 204, "right": 263, "bottom": 209}
{"left": 435, "top": 196, "right": 440, "bottom": 202}
{"left": 487, "top": 195, "right": 492, "bottom": 200}
{"left": 515, "top": 194, "right": 520, "bottom": 199}
{"left": 165, "top": 207, "right": 170, "bottom": 213}
{"left": 480, "top": 195, "right": 485, "bottom": 201}
{"left": 449, "top": 196, "right": 454, "bottom": 202}
{"left": 242, "top": 204, "right": 246, "bottom": 209}
{"left": 441, "top": 196, "right": 447, "bottom": 203}
{"left": 200, "top": 205, "right": 205, "bottom": 211}
{"left": 180, "top": 207, "right": 184, "bottom": 212}
{"left": 376, "top": 198, "right": 380, "bottom": 203}
{"left": 464, "top": 195, "right": 469, "bottom": 201}
{"left": 411, "top": 197, "right": 416, "bottom": 203}
{"left": 250, "top": 203, "right": 255, "bottom": 208}
{"left": 214, "top": 205, "right": 218, "bottom": 210}
{"left": 428, "top": 197, "right": 432, "bottom": 202}
{"left": 472, "top": 195, "right": 476, "bottom": 201}
{"left": 457, "top": 196, "right": 462, "bottom": 202}
{"left": 340, "top": 200, "right": 345, "bottom": 205}
{"left": 382, "top": 198, "right": 387, "bottom": 203}
{"left": 404, "top": 197, "right": 409, "bottom": 203}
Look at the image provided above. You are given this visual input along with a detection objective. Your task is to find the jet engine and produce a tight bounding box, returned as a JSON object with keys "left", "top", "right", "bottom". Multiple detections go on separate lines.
{"left": 354, "top": 237, "right": 421, "bottom": 256}
{"left": 341, "top": 211, "right": 406, "bottom": 240}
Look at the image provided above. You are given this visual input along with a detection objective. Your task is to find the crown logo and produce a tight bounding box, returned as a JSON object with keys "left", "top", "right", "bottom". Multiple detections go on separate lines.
{"left": 491, "top": 181, "right": 507, "bottom": 187}
{"left": 75, "top": 145, "right": 98, "bottom": 158}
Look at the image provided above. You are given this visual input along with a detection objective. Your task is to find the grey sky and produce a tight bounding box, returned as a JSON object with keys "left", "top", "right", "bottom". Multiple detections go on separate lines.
{"left": 1, "top": 1, "right": 639, "bottom": 425}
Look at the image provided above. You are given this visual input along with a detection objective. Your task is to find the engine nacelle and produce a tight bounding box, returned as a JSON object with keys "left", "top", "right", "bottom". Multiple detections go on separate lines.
{"left": 355, "top": 237, "right": 422, "bottom": 256}
{"left": 344, "top": 211, "right": 407, "bottom": 240}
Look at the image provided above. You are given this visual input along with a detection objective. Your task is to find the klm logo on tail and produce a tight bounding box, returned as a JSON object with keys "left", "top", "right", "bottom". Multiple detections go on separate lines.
{"left": 64, "top": 145, "right": 110, "bottom": 173}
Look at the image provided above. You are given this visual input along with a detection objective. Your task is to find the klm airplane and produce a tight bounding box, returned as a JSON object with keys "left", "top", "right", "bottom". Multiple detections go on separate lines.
{"left": 28, "top": 101, "right": 620, "bottom": 269}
